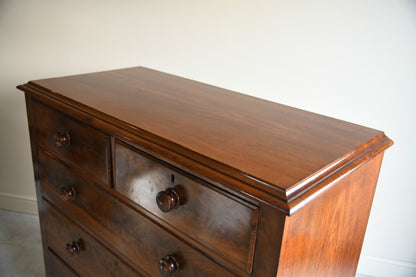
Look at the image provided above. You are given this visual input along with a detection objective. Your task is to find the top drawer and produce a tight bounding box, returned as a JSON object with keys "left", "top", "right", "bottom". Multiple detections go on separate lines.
{"left": 31, "top": 100, "right": 110, "bottom": 185}
{"left": 114, "top": 141, "right": 259, "bottom": 273}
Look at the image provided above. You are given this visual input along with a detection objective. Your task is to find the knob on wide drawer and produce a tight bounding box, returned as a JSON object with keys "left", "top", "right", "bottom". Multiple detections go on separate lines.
{"left": 54, "top": 132, "right": 71, "bottom": 148}
{"left": 61, "top": 187, "right": 76, "bottom": 201}
{"left": 66, "top": 240, "right": 82, "bottom": 256}
{"left": 156, "top": 187, "right": 181, "bottom": 213}
{"left": 158, "top": 255, "right": 179, "bottom": 276}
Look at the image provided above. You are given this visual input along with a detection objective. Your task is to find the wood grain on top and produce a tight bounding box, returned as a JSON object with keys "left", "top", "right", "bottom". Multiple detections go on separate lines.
{"left": 20, "top": 67, "right": 392, "bottom": 207}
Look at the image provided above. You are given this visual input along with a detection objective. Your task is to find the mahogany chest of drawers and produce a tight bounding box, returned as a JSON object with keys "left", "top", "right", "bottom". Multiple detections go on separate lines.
{"left": 18, "top": 67, "right": 392, "bottom": 276}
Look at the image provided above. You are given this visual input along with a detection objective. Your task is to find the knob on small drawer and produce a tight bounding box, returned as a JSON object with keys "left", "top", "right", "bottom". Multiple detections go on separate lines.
{"left": 158, "top": 255, "right": 179, "bottom": 276}
{"left": 156, "top": 187, "right": 181, "bottom": 213}
{"left": 66, "top": 240, "right": 82, "bottom": 256}
{"left": 54, "top": 132, "right": 71, "bottom": 148}
{"left": 61, "top": 187, "right": 76, "bottom": 201}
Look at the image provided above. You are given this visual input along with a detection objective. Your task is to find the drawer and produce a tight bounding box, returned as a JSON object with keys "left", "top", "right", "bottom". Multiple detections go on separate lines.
{"left": 32, "top": 100, "right": 110, "bottom": 185}
{"left": 44, "top": 249, "right": 79, "bottom": 277}
{"left": 114, "top": 141, "right": 259, "bottom": 273}
{"left": 43, "top": 200, "right": 139, "bottom": 277}
{"left": 39, "top": 151, "right": 235, "bottom": 277}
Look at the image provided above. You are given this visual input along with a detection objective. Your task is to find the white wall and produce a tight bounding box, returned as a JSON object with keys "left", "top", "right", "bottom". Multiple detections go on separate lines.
{"left": 1, "top": 1, "right": 415, "bottom": 276}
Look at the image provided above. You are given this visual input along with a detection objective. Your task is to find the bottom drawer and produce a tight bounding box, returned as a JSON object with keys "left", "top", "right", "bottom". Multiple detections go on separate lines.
{"left": 42, "top": 199, "right": 140, "bottom": 277}
{"left": 44, "top": 248, "right": 79, "bottom": 277}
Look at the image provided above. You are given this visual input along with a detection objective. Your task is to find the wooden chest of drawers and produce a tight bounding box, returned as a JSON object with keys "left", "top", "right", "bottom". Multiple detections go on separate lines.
{"left": 18, "top": 67, "right": 392, "bottom": 276}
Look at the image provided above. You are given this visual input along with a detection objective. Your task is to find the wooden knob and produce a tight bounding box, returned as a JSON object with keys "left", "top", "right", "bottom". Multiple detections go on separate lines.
{"left": 61, "top": 187, "right": 76, "bottom": 201}
{"left": 66, "top": 241, "right": 81, "bottom": 256}
{"left": 156, "top": 188, "right": 180, "bottom": 213}
{"left": 158, "top": 255, "right": 179, "bottom": 276}
{"left": 54, "top": 132, "right": 71, "bottom": 148}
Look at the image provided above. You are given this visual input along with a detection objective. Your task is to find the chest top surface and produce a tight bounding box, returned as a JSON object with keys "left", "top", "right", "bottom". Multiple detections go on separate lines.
{"left": 19, "top": 66, "right": 392, "bottom": 212}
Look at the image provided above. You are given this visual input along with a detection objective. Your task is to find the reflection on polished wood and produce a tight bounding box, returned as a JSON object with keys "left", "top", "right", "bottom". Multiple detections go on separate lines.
{"left": 18, "top": 67, "right": 392, "bottom": 276}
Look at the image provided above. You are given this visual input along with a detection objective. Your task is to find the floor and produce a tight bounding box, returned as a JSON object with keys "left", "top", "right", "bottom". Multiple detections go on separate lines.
{"left": 0, "top": 209, "right": 45, "bottom": 277}
{"left": 0, "top": 208, "right": 371, "bottom": 277}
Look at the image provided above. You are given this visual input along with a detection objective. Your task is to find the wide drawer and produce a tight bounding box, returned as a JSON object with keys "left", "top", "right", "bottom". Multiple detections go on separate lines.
{"left": 114, "top": 141, "right": 259, "bottom": 273}
{"left": 39, "top": 151, "right": 235, "bottom": 277}
{"left": 44, "top": 248, "right": 79, "bottom": 277}
{"left": 43, "top": 200, "right": 139, "bottom": 277}
{"left": 31, "top": 100, "right": 110, "bottom": 185}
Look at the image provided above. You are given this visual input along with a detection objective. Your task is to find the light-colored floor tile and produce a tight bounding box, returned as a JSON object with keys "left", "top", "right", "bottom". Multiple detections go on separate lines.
{"left": 0, "top": 243, "right": 45, "bottom": 277}
{"left": 0, "top": 209, "right": 45, "bottom": 277}
{"left": 0, "top": 210, "right": 41, "bottom": 246}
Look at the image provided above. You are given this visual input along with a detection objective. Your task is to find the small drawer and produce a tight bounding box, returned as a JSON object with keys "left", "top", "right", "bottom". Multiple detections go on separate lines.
{"left": 32, "top": 100, "right": 110, "bottom": 185}
{"left": 43, "top": 200, "right": 139, "bottom": 277}
{"left": 39, "top": 152, "right": 235, "bottom": 277}
{"left": 114, "top": 141, "right": 259, "bottom": 273}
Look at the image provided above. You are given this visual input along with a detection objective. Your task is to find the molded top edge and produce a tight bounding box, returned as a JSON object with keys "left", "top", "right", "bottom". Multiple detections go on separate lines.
{"left": 17, "top": 67, "right": 393, "bottom": 213}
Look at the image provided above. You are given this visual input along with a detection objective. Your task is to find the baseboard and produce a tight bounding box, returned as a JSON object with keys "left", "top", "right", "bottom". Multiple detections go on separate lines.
{"left": 357, "top": 255, "right": 416, "bottom": 277}
{"left": 0, "top": 192, "right": 38, "bottom": 215}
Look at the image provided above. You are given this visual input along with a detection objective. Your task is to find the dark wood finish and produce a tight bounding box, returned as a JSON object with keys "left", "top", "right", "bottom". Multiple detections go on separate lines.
{"left": 61, "top": 186, "right": 77, "bottom": 201}
{"left": 156, "top": 187, "right": 181, "bottom": 213}
{"left": 158, "top": 255, "right": 180, "bottom": 276}
{"left": 54, "top": 131, "right": 71, "bottom": 148}
{"left": 18, "top": 67, "right": 393, "bottom": 276}
{"left": 39, "top": 151, "right": 235, "bottom": 277}
{"left": 115, "top": 141, "right": 259, "bottom": 273}
{"left": 66, "top": 240, "right": 82, "bottom": 256}
{"left": 44, "top": 249, "right": 80, "bottom": 277}
{"left": 251, "top": 205, "right": 286, "bottom": 277}
{"left": 21, "top": 67, "right": 392, "bottom": 213}
{"left": 23, "top": 92, "right": 53, "bottom": 277}
{"left": 31, "top": 99, "right": 111, "bottom": 186}
{"left": 276, "top": 153, "right": 385, "bottom": 276}
{"left": 43, "top": 200, "right": 139, "bottom": 277}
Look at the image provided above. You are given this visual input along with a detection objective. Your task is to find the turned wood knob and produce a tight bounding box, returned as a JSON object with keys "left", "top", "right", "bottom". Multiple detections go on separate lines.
{"left": 54, "top": 132, "right": 71, "bottom": 148}
{"left": 61, "top": 187, "right": 76, "bottom": 201}
{"left": 66, "top": 241, "right": 81, "bottom": 256}
{"left": 156, "top": 187, "right": 181, "bottom": 213}
{"left": 158, "top": 255, "right": 179, "bottom": 276}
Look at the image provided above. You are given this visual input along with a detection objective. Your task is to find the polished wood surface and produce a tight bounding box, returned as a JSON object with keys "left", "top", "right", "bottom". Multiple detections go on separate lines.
{"left": 155, "top": 186, "right": 181, "bottom": 213}
{"left": 44, "top": 249, "right": 80, "bottom": 277}
{"left": 31, "top": 99, "right": 111, "bottom": 186}
{"left": 43, "top": 200, "right": 139, "bottom": 277}
{"left": 54, "top": 131, "right": 71, "bottom": 148}
{"left": 61, "top": 186, "right": 77, "bottom": 201}
{"left": 158, "top": 255, "right": 180, "bottom": 277}
{"left": 114, "top": 141, "right": 259, "bottom": 273}
{"left": 276, "top": 153, "right": 385, "bottom": 276}
{"left": 39, "top": 151, "right": 234, "bottom": 277}
{"left": 19, "top": 67, "right": 392, "bottom": 213}
{"left": 18, "top": 67, "right": 392, "bottom": 276}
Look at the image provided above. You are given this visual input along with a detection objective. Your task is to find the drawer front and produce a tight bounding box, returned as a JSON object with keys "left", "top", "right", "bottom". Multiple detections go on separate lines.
{"left": 43, "top": 200, "right": 139, "bottom": 277}
{"left": 114, "top": 141, "right": 259, "bottom": 273}
{"left": 39, "top": 151, "right": 235, "bottom": 277}
{"left": 32, "top": 100, "right": 110, "bottom": 185}
{"left": 44, "top": 249, "right": 80, "bottom": 277}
